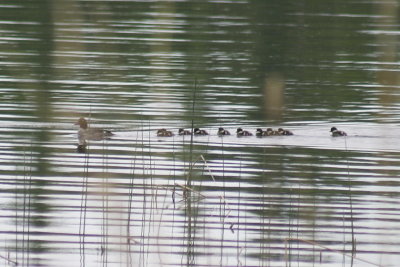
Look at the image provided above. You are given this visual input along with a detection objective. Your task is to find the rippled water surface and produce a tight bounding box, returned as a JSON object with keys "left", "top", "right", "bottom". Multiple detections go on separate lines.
{"left": 1, "top": 1, "right": 400, "bottom": 266}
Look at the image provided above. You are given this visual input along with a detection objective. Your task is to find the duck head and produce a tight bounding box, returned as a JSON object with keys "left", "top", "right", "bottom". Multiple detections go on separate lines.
{"left": 75, "top": 118, "right": 88, "bottom": 129}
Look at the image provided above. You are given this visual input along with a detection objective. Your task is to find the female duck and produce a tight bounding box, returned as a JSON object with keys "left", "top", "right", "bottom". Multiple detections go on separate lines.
{"left": 217, "top": 127, "right": 230, "bottom": 136}
{"left": 157, "top": 128, "right": 174, "bottom": 137}
{"left": 75, "top": 117, "right": 114, "bottom": 141}
{"left": 237, "top": 128, "right": 253, "bottom": 136}
{"left": 194, "top": 128, "right": 209, "bottom": 135}
{"left": 330, "top": 127, "right": 347, "bottom": 137}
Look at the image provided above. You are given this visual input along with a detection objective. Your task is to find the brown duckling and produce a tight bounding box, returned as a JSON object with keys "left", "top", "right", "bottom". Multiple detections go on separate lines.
{"left": 266, "top": 128, "right": 280, "bottom": 136}
{"left": 178, "top": 128, "right": 192, "bottom": 135}
{"left": 157, "top": 128, "right": 174, "bottom": 137}
{"left": 278, "top": 128, "right": 293, "bottom": 135}
{"left": 255, "top": 128, "right": 268, "bottom": 137}
{"left": 236, "top": 127, "right": 253, "bottom": 136}
{"left": 217, "top": 127, "right": 230, "bottom": 136}
{"left": 194, "top": 128, "right": 209, "bottom": 135}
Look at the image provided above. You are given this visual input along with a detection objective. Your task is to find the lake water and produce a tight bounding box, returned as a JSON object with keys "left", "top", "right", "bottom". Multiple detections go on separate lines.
{"left": 1, "top": 1, "right": 400, "bottom": 266}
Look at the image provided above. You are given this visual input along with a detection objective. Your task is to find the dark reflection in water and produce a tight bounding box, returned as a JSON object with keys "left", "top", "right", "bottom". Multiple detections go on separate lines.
{"left": 1, "top": 0, "right": 400, "bottom": 266}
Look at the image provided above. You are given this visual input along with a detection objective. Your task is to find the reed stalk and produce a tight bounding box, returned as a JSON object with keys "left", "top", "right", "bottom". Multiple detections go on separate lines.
{"left": 344, "top": 137, "right": 356, "bottom": 254}
{"left": 185, "top": 78, "right": 198, "bottom": 266}
{"left": 79, "top": 141, "right": 90, "bottom": 267}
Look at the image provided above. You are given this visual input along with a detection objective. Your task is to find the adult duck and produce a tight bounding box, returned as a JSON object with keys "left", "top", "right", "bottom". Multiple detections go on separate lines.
{"left": 75, "top": 117, "right": 114, "bottom": 141}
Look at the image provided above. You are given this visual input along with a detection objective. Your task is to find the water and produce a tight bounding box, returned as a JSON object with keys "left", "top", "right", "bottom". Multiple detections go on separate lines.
{"left": 1, "top": 0, "right": 400, "bottom": 266}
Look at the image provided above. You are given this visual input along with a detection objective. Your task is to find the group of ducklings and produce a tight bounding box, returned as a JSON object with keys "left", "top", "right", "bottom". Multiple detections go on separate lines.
{"left": 75, "top": 118, "right": 348, "bottom": 154}
{"left": 157, "top": 126, "right": 347, "bottom": 137}
{"left": 75, "top": 116, "right": 347, "bottom": 141}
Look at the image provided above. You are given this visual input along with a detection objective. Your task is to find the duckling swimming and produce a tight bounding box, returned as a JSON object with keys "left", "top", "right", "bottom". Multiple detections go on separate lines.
{"left": 255, "top": 128, "right": 268, "bottom": 137}
{"left": 278, "top": 128, "right": 293, "bottom": 135}
{"left": 157, "top": 128, "right": 174, "bottom": 137}
{"left": 194, "top": 128, "right": 208, "bottom": 135}
{"left": 330, "top": 127, "right": 347, "bottom": 137}
{"left": 178, "top": 128, "right": 192, "bottom": 135}
{"left": 237, "top": 128, "right": 253, "bottom": 136}
{"left": 266, "top": 128, "right": 280, "bottom": 136}
{"left": 217, "top": 127, "right": 230, "bottom": 136}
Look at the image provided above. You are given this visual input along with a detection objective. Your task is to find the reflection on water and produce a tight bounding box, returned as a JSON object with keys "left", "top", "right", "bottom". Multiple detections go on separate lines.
{"left": 1, "top": 0, "right": 400, "bottom": 266}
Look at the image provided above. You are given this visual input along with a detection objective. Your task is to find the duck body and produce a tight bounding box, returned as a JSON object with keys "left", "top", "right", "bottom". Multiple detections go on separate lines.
{"left": 194, "top": 128, "right": 209, "bottom": 135}
{"left": 157, "top": 128, "right": 174, "bottom": 137}
{"left": 330, "top": 127, "right": 347, "bottom": 137}
{"left": 236, "top": 128, "right": 253, "bottom": 136}
{"left": 278, "top": 128, "right": 293, "bottom": 135}
{"left": 217, "top": 127, "right": 230, "bottom": 136}
{"left": 178, "top": 128, "right": 192, "bottom": 135}
{"left": 75, "top": 117, "right": 114, "bottom": 141}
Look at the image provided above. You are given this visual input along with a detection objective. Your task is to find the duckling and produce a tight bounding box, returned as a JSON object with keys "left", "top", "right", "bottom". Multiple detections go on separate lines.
{"left": 178, "top": 128, "right": 192, "bottom": 135}
{"left": 75, "top": 117, "right": 114, "bottom": 141}
{"left": 330, "top": 127, "right": 347, "bottom": 137}
{"left": 236, "top": 128, "right": 253, "bottom": 136}
{"left": 255, "top": 128, "right": 268, "bottom": 137}
{"left": 217, "top": 127, "right": 230, "bottom": 136}
{"left": 278, "top": 128, "right": 293, "bottom": 136}
{"left": 266, "top": 128, "right": 280, "bottom": 136}
{"left": 194, "top": 128, "right": 208, "bottom": 135}
{"left": 157, "top": 128, "right": 174, "bottom": 137}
